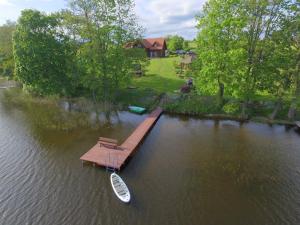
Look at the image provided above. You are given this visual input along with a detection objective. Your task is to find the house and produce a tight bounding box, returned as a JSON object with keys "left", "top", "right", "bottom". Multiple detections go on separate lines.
{"left": 125, "top": 38, "right": 167, "bottom": 58}
{"left": 142, "top": 38, "right": 167, "bottom": 58}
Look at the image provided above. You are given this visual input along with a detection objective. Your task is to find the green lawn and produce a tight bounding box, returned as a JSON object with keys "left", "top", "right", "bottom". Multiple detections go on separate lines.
{"left": 188, "top": 41, "right": 197, "bottom": 50}
{"left": 116, "top": 57, "right": 185, "bottom": 110}
{"left": 131, "top": 57, "right": 185, "bottom": 93}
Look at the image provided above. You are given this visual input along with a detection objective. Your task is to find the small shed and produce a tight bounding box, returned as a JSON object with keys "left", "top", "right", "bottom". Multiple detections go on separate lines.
{"left": 180, "top": 54, "right": 197, "bottom": 70}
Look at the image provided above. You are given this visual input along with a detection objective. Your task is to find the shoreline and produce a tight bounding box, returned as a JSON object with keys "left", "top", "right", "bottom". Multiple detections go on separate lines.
{"left": 1, "top": 87, "right": 299, "bottom": 128}
{"left": 163, "top": 110, "right": 297, "bottom": 127}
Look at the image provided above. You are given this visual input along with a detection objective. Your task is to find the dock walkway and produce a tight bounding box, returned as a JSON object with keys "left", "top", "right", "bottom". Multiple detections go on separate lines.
{"left": 80, "top": 108, "right": 163, "bottom": 170}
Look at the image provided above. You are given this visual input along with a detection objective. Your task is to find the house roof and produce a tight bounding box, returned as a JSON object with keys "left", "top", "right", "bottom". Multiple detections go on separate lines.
{"left": 125, "top": 39, "right": 147, "bottom": 49}
{"left": 142, "top": 38, "right": 166, "bottom": 51}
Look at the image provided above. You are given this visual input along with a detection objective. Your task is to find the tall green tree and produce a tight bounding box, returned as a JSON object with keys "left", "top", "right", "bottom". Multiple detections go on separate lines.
{"left": 238, "top": 0, "right": 293, "bottom": 116}
{"left": 259, "top": 2, "right": 299, "bottom": 119}
{"left": 0, "top": 21, "right": 15, "bottom": 77}
{"left": 195, "top": 0, "right": 247, "bottom": 106}
{"left": 67, "top": 0, "right": 143, "bottom": 102}
{"left": 183, "top": 40, "right": 189, "bottom": 51}
{"left": 13, "top": 10, "right": 76, "bottom": 95}
{"left": 195, "top": 0, "right": 297, "bottom": 117}
{"left": 167, "top": 35, "right": 185, "bottom": 51}
{"left": 285, "top": 3, "right": 300, "bottom": 120}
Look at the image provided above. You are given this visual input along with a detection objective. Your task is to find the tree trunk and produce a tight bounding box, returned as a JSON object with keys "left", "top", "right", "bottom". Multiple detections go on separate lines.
{"left": 92, "top": 89, "right": 97, "bottom": 104}
{"left": 288, "top": 59, "right": 300, "bottom": 120}
{"left": 217, "top": 82, "right": 224, "bottom": 106}
{"left": 288, "top": 101, "right": 297, "bottom": 120}
{"left": 241, "top": 100, "right": 248, "bottom": 119}
{"left": 269, "top": 99, "right": 281, "bottom": 120}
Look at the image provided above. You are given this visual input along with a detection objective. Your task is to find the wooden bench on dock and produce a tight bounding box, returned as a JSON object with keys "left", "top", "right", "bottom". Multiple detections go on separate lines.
{"left": 98, "top": 137, "right": 118, "bottom": 149}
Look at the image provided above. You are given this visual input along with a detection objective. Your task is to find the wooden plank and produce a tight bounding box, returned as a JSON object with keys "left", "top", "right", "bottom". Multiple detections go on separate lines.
{"left": 80, "top": 107, "right": 163, "bottom": 170}
{"left": 120, "top": 108, "right": 162, "bottom": 151}
{"left": 296, "top": 121, "right": 300, "bottom": 128}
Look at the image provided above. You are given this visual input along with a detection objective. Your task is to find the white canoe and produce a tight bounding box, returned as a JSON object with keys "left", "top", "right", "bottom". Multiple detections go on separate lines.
{"left": 110, "top": 173, "right": 131, "bottom": 203}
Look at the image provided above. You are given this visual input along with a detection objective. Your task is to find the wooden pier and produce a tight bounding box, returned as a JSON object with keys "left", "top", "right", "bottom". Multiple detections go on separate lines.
{"left": 80, "top": 107, "right": 163, "bottom": 170}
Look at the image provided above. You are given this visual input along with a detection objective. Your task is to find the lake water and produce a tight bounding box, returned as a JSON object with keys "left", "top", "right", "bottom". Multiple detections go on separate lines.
{"left": 0, "top": 89, "right": 300, "bottom": 225}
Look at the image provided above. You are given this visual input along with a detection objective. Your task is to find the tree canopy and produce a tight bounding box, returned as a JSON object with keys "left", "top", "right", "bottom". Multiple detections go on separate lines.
{"left": 65, "top": 0, "right": 145, "bottom": 101}
{"left": 167, "top": 35, "right": 185, "bottom": 51}
{"left": 0, "top": 21, "right": 15, "bottom": 77}
{"left": 12, "top": 0, "right": 145, "bottom": 100}
{"left": 194, "top": 0, "right": 299, "bottom": 118}
{"left": 13, "top": 10, "right": 76, "bottom": 95}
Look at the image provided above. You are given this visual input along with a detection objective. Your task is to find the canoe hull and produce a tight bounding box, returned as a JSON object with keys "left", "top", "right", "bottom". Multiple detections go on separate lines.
{"left": 129, "top": 106, "right": 146, "bottom": 114}
{"left": 110, "top": 173, "right": 131, "bottom": 203}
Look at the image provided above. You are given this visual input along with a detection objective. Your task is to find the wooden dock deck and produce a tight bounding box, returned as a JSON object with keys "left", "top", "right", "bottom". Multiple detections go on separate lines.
{"left": 80, "top": 107, "right": 163, "bottom": 170}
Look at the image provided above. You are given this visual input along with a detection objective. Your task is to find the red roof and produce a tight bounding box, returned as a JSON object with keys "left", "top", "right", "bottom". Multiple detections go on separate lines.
{"left": 142, "top": 38, "right": 166, "bottom": 51}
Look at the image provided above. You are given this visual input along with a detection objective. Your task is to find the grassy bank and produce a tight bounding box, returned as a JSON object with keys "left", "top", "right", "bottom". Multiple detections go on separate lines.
{"left": 161, "top": 93, "right": 299, "bottom": 124}
{"left": 117, "top": 57, "right": 299, "bottom": 124}
{"left": 0, "top": 89, "right": 97, "bottom": 130}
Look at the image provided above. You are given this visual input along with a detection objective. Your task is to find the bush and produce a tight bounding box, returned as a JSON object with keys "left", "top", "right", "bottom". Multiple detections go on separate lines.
{"left": 222, "top": 102, "right": 240, "bottom": 115}
{"left": 163, "top": 94, "right": 221, "bottom": 115}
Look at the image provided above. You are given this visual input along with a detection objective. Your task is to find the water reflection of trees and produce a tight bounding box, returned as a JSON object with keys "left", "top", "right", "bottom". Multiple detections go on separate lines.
{"left": 212, "top": 127, "right": 282, "bottom": 192}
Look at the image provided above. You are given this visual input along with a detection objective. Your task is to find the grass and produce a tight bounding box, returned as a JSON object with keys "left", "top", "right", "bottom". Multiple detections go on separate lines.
{"left": 116, "top": 57, "right": 186, "bottom": 111}
{"left": 120, "top": 57, "right": 294, "bottom": 122}
{"left": 164, "top": 93, "right": 222, "bottom": 115}
{"left": 115, "top": 88, "right": 161, "bottom": 111}
{"left": 188, "top": 41, "right": 197, "bottom": 50}
{"left": 163, "top": 92, "right": 300, "bottom": 122}
{"left": 131, "top": 57, "right": 185, "bottom": 93}
{"left": 0, "top": 89, "right": 93, "bottom": 130}
{"left": 0, "top": 76, "right": 7, "bottom": 83}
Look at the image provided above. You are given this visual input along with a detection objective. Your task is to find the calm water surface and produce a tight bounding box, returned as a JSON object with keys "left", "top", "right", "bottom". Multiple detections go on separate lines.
{"left": 0, "top": 89, "right": 300, "bottom": 225}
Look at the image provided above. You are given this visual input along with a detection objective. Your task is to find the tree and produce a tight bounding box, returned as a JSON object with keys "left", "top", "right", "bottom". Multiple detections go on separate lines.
{"left": 0, "top": 21, "right": 15, "bottom": 77}
{"left": 194, "top": 0, "right": 297, "bottom": 117}
{"left": 259, "top": 2, "right": 299, "bottom": 120}
{"left": 13, "top": 10, "right": 76, "bottom": 95}
{"left": 167, "top": 35, "right": 185, "bottom": 51}
{"left": 195, "top": 0, "right": 247, "bottom": 106}
{"left": 67, "top": 0, "right": 143, "bottom": 102}
{"left": 238, "top": 0, "right": 293, "bottom": 116}
{"left": 285, "top": 3, "right": 300, "bottom": 120}
{"left": 183, "top": 40, "right": 189, "bottom": 51}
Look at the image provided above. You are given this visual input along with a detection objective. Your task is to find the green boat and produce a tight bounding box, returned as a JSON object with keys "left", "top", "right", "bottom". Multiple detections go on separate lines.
{"left": 129, "top": 106, "right": 146, "bottom": 114}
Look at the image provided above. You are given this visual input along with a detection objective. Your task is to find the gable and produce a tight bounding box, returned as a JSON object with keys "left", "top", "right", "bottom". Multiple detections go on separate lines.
{"left": 142, "top": 38, "right": 167, "bottom": 51}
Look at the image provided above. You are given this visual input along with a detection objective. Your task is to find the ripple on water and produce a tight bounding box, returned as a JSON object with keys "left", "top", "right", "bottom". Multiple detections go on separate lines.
{"left": 1, "top": 96, "right": 300, "bottom": 225}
